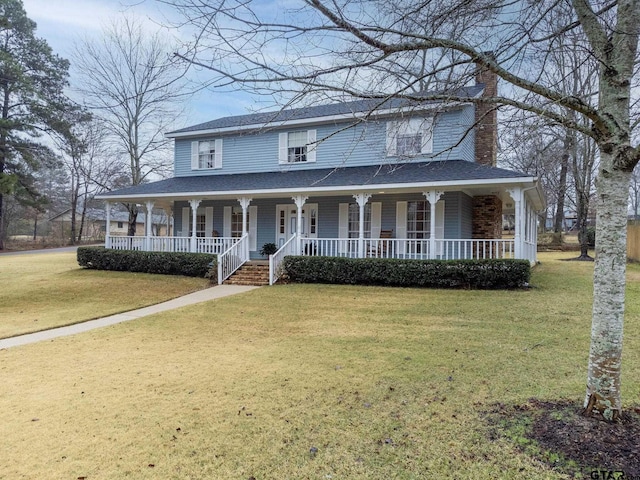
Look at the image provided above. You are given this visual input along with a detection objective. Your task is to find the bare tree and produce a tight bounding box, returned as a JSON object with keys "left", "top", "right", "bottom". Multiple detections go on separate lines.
{"left": 73, "top": 16, "right": 187, "bottom": 235}
{"left": 631, "top": 164, "right": 640, "bottom": 220}
{"left": 53, "top": 109, "right": 121, "bottom": 244}
{"left": 166, "top": 0, "right": 640, "bottom": 421}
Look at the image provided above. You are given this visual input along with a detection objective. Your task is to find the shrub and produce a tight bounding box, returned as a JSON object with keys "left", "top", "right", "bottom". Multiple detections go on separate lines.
{"left": 282, "top": 256, "right": 530, "bottom": 289}
{"left": 77, "top": 247, "right": 216, "bottom": 277}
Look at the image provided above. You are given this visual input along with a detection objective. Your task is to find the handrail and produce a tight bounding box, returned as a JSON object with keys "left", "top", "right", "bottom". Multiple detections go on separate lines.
{"left": 217, "top": 234, "right": 249, "bottom": 285}
{"left": 269, "top": 234, "right": 298, "bottom": 285}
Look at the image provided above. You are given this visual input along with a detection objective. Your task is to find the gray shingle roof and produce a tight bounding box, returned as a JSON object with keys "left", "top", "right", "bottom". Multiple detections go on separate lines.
{"left": 168, "top": 86, "right": 485, "bottom": 135}
{"left": 99, "top": 160, "right": 532, "bottom": 199}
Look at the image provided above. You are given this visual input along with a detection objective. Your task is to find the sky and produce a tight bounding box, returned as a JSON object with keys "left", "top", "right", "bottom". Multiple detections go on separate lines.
{"left": 21, "top": 0, "right": 258, "bottom": 128}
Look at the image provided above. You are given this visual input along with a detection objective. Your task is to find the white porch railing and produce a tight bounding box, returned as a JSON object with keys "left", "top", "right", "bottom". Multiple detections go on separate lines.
{"left": 147, "top": 236, "right": 190, "bottom": 252}
{"left": 269, "top": 234, "right": 298, "bottom": 285}
{"left": 217, "top": 233, "right": 249, "bottom": 285}
{"left": 196, "top": 237, "right": 237, "bottom": 254}
{"left": 436, "top": 239, "right": 515, "bottom": 260}
{"left": 300, "top": 238, "right": 515, "bottom": 260}
{"left": 106, "top": 235, "right": 237, "bottom": 255}
{"left": 107, "top": 236, "right": 146, "bottom": 251}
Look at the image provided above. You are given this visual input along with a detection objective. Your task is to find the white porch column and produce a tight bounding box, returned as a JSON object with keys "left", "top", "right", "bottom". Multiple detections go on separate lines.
{"left": 189, "top": 199, "right": 201, "bottom": 253}
{"left": 145, "top": 201, "right": 155, "bottom": 250}
{"left": 424, "top": 190, "right": 444, "bottom": 259}
{"left": 105, "top": 201, "right": 111, "bottom": 248}
{"left": 165, "top": 205, "right": 173, "bottom": 237}
{"left": 353, "top": 193, "right": 371, "bottom": 258}
{"left": 507, "top": 187, "right": 523, "bottom": 259}
{"left": 292, "top": 195, "right": 308, "bottom": 254}
{"left": 238, "top": 197, "right": 252, "bottom": 258}
{"left": 238, "top": 197, "right": 252, "bottom": 236}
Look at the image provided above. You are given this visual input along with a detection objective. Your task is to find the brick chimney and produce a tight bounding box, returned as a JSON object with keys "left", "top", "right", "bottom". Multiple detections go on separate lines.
{"left": 474, "top": 58, "right": 498, "bottom": 167}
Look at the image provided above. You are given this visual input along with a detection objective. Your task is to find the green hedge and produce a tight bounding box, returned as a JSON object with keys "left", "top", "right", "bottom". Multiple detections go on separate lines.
{"left": 77, "top": 247, "right": 216, "bottom": 278}
{"left": 282, "top": 256, "right": 531, "bottom": 289}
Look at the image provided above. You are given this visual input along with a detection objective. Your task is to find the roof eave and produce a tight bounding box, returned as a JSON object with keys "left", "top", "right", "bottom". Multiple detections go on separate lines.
{"left": 165, "top": 101, "right": 473, "bottom": 139}
{"left": 96, "top": 175, "right": 538, "bottom": 202}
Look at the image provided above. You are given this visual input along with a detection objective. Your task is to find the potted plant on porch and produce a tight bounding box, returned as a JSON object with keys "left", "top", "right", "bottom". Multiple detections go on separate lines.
{"left": 259, "top": 242, "right": 278, "bottom": 258}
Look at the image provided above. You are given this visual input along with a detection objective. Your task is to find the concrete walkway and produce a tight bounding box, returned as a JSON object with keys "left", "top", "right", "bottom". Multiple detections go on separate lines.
{"left": 0, "top": 284, "right": 258, "bottom": 350}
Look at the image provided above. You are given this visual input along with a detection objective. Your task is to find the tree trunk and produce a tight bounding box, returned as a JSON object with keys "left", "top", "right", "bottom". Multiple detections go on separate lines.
{"left": 575, "top": 174, "right": 593, "bottom": 260}
{"left": 0, "top": 192, "right": 4, "bottom": 250}
{"left": 553, "top": 151, "right": 569, "bottom": 244}
{"left": 584, "top": 166, "right": 631, "bottom": 421}
{"left": 127, "top": 204, "right": 138, "bottom": 236}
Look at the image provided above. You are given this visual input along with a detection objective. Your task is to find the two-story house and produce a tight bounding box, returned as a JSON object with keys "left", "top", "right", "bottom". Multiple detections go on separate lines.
{"left": 97, "top": 68, "right": 543, "bottom": 284}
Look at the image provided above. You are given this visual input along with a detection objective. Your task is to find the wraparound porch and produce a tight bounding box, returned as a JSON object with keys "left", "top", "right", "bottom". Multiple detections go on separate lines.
{"left": 97, "top": 165, "right": 543, "bottom": 285}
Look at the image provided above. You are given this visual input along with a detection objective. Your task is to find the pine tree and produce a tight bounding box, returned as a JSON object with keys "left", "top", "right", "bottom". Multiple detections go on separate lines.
{"left": 0, "top": 0, "right": 70, "bottom": 249}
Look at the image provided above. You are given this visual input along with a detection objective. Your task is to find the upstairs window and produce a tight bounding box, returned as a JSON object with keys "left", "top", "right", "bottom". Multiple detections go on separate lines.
{"left": 191, "top": 139, "right": 223, "bottom": 170}
{"left": 279, "top": 130, "right": 317, "bottom": 164}
{"left": 386, "top": 117, "right": 433, "bottom": 157}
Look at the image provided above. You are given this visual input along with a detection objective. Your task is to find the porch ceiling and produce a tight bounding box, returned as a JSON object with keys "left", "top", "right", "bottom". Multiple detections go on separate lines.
{"left": 97, "top": 160, "right": 543, "bottom": 209}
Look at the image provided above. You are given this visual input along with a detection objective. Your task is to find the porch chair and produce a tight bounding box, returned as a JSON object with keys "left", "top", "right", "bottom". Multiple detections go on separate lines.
{"left": 369, "top": 229, "right": 394, "bottom": 258}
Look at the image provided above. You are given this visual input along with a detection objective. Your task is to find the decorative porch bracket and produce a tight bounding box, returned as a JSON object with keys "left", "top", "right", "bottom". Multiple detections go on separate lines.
{"left": 292, "top": 195, "right": 308, "bottom": 255}
{"left": 353, "top": 193, "right": 372, "bottom": 258}
{"left": 506, "top": 187, "right": 523, "bottom": 259}
{"left": 423, "top": 190, "right": 444, "bottom": 259}
{"left": 189, "top": 199, "right": 202, "bottom": 252}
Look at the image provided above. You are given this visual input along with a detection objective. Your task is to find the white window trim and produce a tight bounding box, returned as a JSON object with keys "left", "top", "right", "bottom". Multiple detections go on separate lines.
{"left": 278, "top": 129, "right": 317, "bottom": 164}
{"left": 191, "top": 139, "right": 223, "bottom": 170}
{"left": 386, "top": 117, "right": 433, "bottom": 157}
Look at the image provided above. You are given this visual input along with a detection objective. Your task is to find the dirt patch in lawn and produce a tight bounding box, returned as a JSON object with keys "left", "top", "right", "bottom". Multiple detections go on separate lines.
{"left": 485, "top": 399, "right": 640, "bottom": 478}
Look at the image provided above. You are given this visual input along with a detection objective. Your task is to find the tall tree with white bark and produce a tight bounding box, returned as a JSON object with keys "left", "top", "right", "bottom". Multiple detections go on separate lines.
{"left": 167, "top": 0, "right": 640, "bottom": 421}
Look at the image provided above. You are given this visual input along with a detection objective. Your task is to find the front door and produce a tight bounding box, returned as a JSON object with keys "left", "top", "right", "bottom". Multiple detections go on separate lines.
{"left": 276, "top": 204, "right": 318, "bottom": 247}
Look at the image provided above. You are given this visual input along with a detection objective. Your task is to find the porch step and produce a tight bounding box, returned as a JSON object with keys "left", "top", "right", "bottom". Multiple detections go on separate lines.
{"left": 224, "top": 261, "right": 270, "bottom": 286}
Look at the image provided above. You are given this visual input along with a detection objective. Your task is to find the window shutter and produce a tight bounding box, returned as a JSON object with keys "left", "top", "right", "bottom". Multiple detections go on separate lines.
{"left": 338, "top": 203, "right": 349, "bottom": 255}
{"left": 214, "top": 139, "right": 223, "bottom": 169}
{"left": 278, "top": 132, "right": 288, "bottom": 163}
{"left": 396, "top": 201, "right": 407, "bottom": 255}
{"left": 421, "top": 117, "right": 434, "bottom": 154}
{"left": 223, "top": 206, "right": 232, "bottom": 237}
{"left": 205, "top": 206, "right": 214, "bottom": 236}
{"left": 435, "top": 200, "right": 445, "bottom": 239}
{"left": 371, "top": 202, "right": 382, "bottom": 238}
{"left": 306, "top": 129, "right": 317, "bottom": 162}
{"left": 338, "top": 203, "right": 349, "bottom": 238}
{"left": 249, "top": 205, "right": 258, "bottom": 250}
{"left": 386, "top": 121, "right": 396, "bottom": 156}
{"left": 191, "top": 141, "right": 199, "bottom": 170}
{"left": 181, "top": 207, "right": 190, "bottom": 237}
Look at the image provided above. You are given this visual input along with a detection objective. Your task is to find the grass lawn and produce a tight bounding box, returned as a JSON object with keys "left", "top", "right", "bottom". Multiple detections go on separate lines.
{"left": 0, "top": 252, "right": 639, "bottom": 478}
{"left": 0, "top": 252, "right": 209, "bottom": 338}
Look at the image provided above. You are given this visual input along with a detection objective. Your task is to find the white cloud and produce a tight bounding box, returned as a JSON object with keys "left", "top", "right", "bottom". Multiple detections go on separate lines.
{"left": 23, "top": 0, "right": 123, "bottom": 32}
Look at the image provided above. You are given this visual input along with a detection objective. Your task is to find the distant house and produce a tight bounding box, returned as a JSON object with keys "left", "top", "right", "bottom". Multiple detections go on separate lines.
{"left": 97, "top": 66, "right": 544, "bottom": 284}
{"left": 49, "top": 208, "right": 170, "bottom": 240}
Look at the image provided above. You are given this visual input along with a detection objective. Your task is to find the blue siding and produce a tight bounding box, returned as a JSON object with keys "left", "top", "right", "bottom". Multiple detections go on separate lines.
{"left": 459, "top": 193, "right": 473, "bottom": 238}
{"left": 173, "top": 192, "right": 474, "bottom": 258}
{"left": 174, "top": 107, "right": 475, "bottom": 177}
{"left": 459, "top": 105, "right": 475, "bottom": 163}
